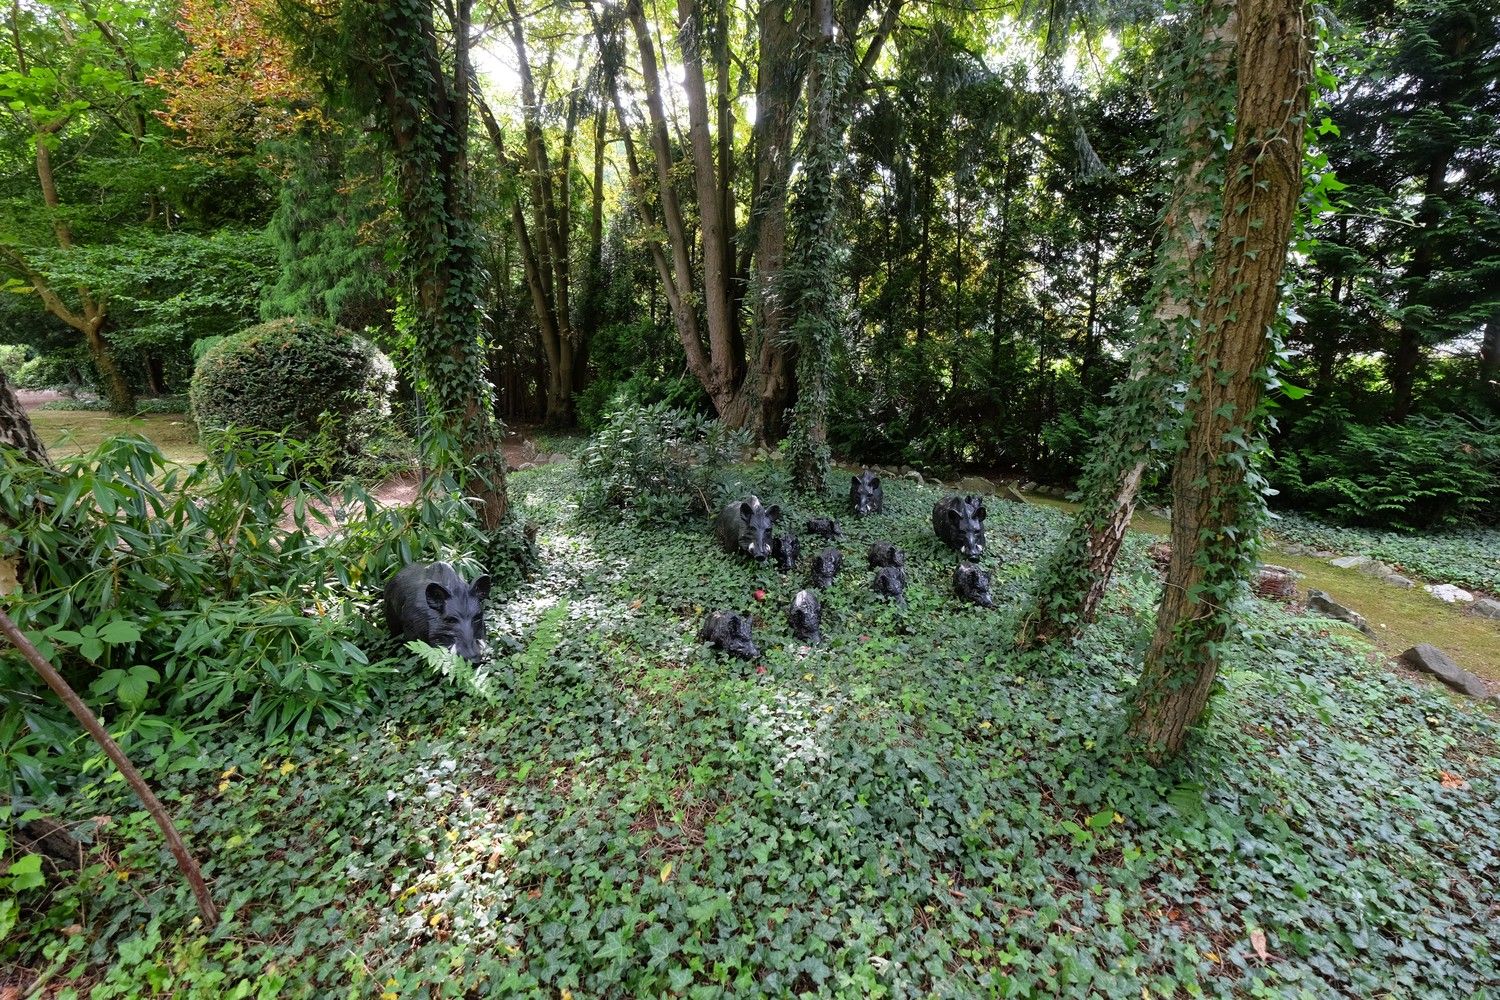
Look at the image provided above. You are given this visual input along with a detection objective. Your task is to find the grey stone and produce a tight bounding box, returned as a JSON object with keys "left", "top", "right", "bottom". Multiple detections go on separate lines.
{"left": 1357, "top": 560, "right": 1396, "bottom": 578}
{"left": 1471, "top": 597, "right": 1500, "bottom": 620}
{"left": 1384, "top": 574, "right": 1416, "bottom": 589}
{"left": 1306, "top": 589, "right": 1376, "bottom": 637}
{"left": 1424, "top": 583, "right": 1474, "bottom": 604}
{"left": 1328, "top": 555, "right": 1373, "bottom": 570}
{"left": 1002, "top": 483, "right": 1028, "bottom": 505}
{"left": 1257, "top": 563, "right": 1304, "bottom": 578}
{"left": 1397, "top": 644, "right": 1491, "bottom": 700}
{"left": 546, "top": 452, "right": 570, "bottom": 464}
{"left": 955, "top": 475, "right": 996, "bottom": 495}
{"left": 903, "top": 470, "right": 925, "bottom": 486}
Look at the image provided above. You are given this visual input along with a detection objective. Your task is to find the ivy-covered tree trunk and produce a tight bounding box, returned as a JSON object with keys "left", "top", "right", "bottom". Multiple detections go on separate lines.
{"left": 785, "top": 1, "right": 850, "bottom": 492}
{"left": 1130, "top": 0, "right": 1311, "bottom": 761}
{"left": 1016, "top": 0, "right": 1236, "bottom": 650}
{"left": 355, "top": 0, "right": 508, "bottom": 529}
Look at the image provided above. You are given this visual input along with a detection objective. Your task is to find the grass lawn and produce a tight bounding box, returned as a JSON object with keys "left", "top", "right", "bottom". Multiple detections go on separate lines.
{"left": 19, "top": 466, "right": 1498, "bottom": 997}
{"left": 29, "top": 408, "right": 205, "bottom": 465}
{"left": 1021, "top": 493, "right": 1500, "bottom": 684}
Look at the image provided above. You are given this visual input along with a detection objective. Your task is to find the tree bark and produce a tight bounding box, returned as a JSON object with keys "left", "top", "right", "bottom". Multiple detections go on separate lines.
{"left": 0, "top": 365, "right": 50, "bottom": 466}
{"left": 1130, "top": 0, "right": 1310, "bottom": 760}
{"left": 1016, "top": 0, "right": 1236, "bottom": 650}
{"left": 0, "top": 608, "right": 219, "bottom": 926}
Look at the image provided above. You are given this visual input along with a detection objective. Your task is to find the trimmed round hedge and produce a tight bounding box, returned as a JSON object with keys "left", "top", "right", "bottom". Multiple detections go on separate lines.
{"left": 189, "top": 318, "right": 396, "bottom": 471}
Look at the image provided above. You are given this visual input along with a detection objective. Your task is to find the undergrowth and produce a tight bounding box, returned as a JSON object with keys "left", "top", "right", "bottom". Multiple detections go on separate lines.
{"left": 4, "top": 466, "right": 1497, "bottom": 997}
{"left": 1269, "top": 511, "right": 1500, "bottom": 593}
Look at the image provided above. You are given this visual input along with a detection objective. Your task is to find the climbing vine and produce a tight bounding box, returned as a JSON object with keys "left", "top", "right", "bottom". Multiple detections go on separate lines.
{"left": 783, "top": 40, "right": 853, "bottom": 494}
{"left": 1016, "top": 0, "right": 1237, "bottom": 649}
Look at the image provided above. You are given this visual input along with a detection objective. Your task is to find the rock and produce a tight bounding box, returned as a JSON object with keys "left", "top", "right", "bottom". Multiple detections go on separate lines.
{"left": 516, "top": 462, "right": 536, "bottom": 471}
{"left": 1306, "top": 589, "right": 1375, "bottom": 637}
{"left": 547, "top": 452, "right": 570, "bottom": 464}
{"left": 1471, "top": 597, "right": 1500, "bottom": 620}
{"left": 1384, "top": 574, "right": 1416, "bottom": 589}
{"left": 1002, "top": 483, "right": 1028, "bottom": 505}
{"left": 1397, "top": 644, "right": 1491, "bottom": 700}
{"left": 1328, "top": 555, "right": 1373, "bottom": 570}
{"left": 903, "top": 470, "right": 925, "bottom": 486}
{"left": 1356, "top": 560, "right": 1416, "bottom": 588}
{"left": 1258, "top": 563, "right": 1303, "bottom": 578}
{"left": 955, "top": 475, "right": 996, "bottom": 495}
{"left": 1423, "top": 584, "right": 1474, "bottom": 604}
{"left": 1146, "top": 541, "right": 1172, "bottom": 572}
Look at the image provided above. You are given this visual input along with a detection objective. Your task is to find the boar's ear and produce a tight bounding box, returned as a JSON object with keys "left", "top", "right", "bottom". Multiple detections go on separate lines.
{"left": 767, "top": 505, "right": 781, "bottom": 522}
{"left": 739, "top": 500, "right": 754, "bottom": 520}
{"left": 975, "top": 503, "right": 987, "bottom": 521}
{"left": 947, "top": 507, "right": 962, "bottom": 526}
{"left": 425, "top": 581, "right": 452, "bottom": 610}
{"left": 871, "top": 476, "right": 881, "bottom": 489}
{"left": 470, "top": 574, "right": 492, "bottom": 599}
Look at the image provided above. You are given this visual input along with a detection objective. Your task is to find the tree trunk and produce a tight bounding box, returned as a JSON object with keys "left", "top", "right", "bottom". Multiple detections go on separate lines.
{"left": 1016, "top": 0, "right": 1236, "bottom": 650}
{"left": 1130, "top": 0, "right": 1311, "bottom": 761}
{"left": 1481, "top": 303, "right": 1500, "bottom": 409}
{"left": 0, "top": 365, "right": 49, "bottom": 466}
{"left": 380, "top": 0, "right": 507, "bottom": 530}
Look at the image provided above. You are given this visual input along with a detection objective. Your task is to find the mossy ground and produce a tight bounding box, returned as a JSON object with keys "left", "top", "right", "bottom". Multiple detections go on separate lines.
{"left": 30, "top": 409, "right": 205, "bottom": 465}
{"left": 1020, "top": 493, "right": 1500, "bottom": 684}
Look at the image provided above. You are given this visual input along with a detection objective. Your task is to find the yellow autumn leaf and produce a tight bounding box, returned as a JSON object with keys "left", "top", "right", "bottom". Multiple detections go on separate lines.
{"left": 279, "top": 760, "right": 296, "bottom": 776}
{"left": 660, "top": 862, "right": 672, "bottom": 883}
{"left": 978, "top": 721, "right": 991, "bottom": 729}
{"left": 561, "top": 991, "right": 573, "bottom": 1000}
{"left": 429, "top": 913, "right": 443, "bottom": 927}
{"left": 382, "top": 993, "right": 398, "bottom": 1000}
{"left": 447, "top": 829, "right": 460, "bottom": 842}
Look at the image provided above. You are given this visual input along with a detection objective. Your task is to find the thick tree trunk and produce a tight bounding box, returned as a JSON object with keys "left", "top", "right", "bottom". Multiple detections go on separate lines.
{"left": 1481, "top": 303, "right": 1500, "bottom": 408}
{"left": 1130, "top": 0, "right": 1310, "bottom": 760}
{"left": 0, "top": 365, "right": 50, "bottom": 466}
{"left": 1016, "top": 0, "right": 1235, "bottom": 650}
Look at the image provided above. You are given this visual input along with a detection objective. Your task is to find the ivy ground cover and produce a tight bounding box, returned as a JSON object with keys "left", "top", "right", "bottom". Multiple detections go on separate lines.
{"left": 11, "top": 466, "right": 1498, "bottom": 998}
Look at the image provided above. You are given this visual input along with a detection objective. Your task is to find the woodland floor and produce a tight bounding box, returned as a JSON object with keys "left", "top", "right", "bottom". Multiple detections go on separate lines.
{"left": 8, "top": 462, "right": 1498, "bottom": 997}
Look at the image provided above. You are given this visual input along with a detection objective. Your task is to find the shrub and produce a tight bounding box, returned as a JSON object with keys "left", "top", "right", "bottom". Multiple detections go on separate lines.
{"left": 1271, "top": 413, "right": 1500, "bottom": 529}
{"left": 188, "top": 318, "right": 395, "bottom": 475}
{"left": 577, "top": 400, "right": 748, "bottom": 525}
{"left": 10, "top": 352, "right": 93, "bottom": 393}
{"left": 0, "top": 430, "right": 492, "bottom": 798}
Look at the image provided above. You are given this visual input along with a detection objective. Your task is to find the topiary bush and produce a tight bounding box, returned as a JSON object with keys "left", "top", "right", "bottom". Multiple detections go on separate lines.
{"left": 189, "top": 318, "right": 395, "bottom": 475}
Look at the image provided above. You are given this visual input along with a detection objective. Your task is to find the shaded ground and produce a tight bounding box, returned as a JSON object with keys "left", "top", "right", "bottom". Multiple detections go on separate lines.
{"left": 30, "top": 408, "right": 205, "bottom": 465}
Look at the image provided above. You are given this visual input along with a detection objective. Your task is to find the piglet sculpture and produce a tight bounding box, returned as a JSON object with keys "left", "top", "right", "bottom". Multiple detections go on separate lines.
{"left": 715, "top": 496, "right": 780, "bottom": 563}
{"left": 849, "top": 470, "right": 884, "bottom": 516}
{"left": 771, "top": 533, "right": 802, "bottom": 574}
{"left": 804, "top": 517, "right": 842, "bottom": 540}
{"left": 698, "top": 610, "right": 761, "bottom": 660}
{"left": 952, "top": 563, "right": 994, "bottom": 608}
{"left": 385, "top": 561, "right": 491, "bottom": 662}
{"left": 873, "top": 565, "right": 907, "bottom": 603}
{"left": 809, "top": 548, "right": 844, "bottom": 589}
{"left": 932, "top": 495, "right": 987, "bottom": 561}
{"left": 867, "top": 541, "right": 905, "bottom": 570}
{"left": 789, "top": 590, "right": 823, "bottom": 645}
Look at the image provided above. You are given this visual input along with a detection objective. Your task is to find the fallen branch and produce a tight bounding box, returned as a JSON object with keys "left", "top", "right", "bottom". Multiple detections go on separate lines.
{"left": 0, "top": 607, "right": 219, "bottom": 926}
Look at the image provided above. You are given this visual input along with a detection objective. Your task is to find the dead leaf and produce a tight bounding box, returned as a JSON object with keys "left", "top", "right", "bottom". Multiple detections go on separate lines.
{"left": 1439, "top": 770, "right": 1467, "bottom": 789}
{"left": 1250, "top": 928, "right": 1269, "bottom": 961}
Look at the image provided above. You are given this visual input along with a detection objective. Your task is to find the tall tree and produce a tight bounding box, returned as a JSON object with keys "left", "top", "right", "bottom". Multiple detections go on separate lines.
{"left": 279, "top": 0, "right": 508, "bottom": 530}
{"left": 1130, "top": 0, "right": 1313, "bottom": 759}
{"left": 0, "top": 0, "right": 167, "bottom": 412}
{"left": 1017, "top": 0, "right": 1237, "bottom": 649}
{"left": 591, "top": 0, "right": 903, "bottom": 439}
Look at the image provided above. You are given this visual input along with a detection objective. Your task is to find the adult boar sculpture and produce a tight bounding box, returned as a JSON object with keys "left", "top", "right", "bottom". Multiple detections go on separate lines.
{"left": 715, "top": 496, "right": 780, "bottom": 563}
{"left": 849, "top": 470, "right": 884, "bottom": 516}
{"left": 385, "top": 562, "right": 491, "bottom": 662}
{"left": 932, "top": 495, "right": 987, "bottom": 561}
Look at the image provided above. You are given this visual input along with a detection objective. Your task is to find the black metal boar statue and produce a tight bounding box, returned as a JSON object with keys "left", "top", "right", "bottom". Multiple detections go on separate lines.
{"left": 873, "top": 565, "right": 907, "bottom": 602}
{"left": 788, "top": 590, "right": 822, "bottom": 644}
{"left": 715, "top": 496, "right": 780, "bottom": 562}
{"left": 867, "top": 541, "right": 905, "bottom": 570}
{"left": 698, "top": 610, "right": 760, "bottom": 660}
{"left": 804, "top": 516, "right": 842, "bottom": 539}
{"left": 952, "top": 563, "right": 994, "bottom": 608}
{"left": 849, "top": 470, "right": 884, "bottom": 516}
{"left": 809, "top": 547, "right": 844, "bottom": 588}
{"left": 771, "top": 533, "right": 802, "bottom": 574}
{"left": 384, "top": 561, "right": 491, "bottom": 662}
{"left": 932, "top": 495, "right": 987, "bottom": 561}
